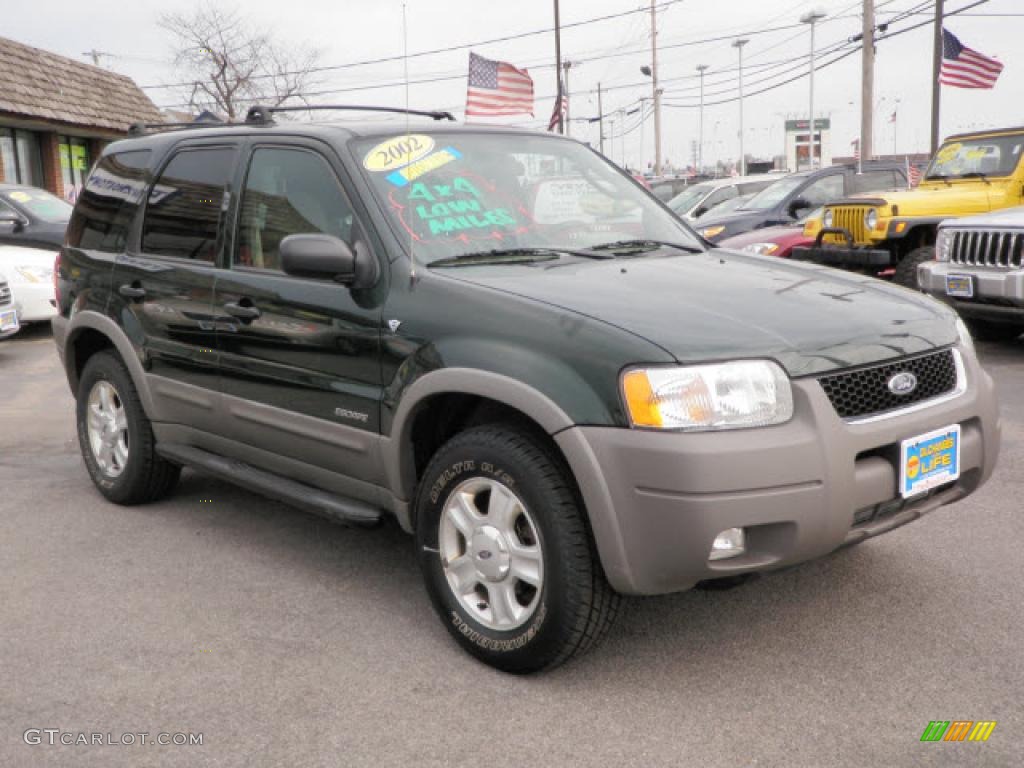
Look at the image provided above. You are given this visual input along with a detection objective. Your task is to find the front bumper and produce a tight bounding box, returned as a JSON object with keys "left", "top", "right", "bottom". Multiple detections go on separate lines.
{"left": 556, "top": 343, "right": 999, "bottom": 595}
{"left": 791, "top": 244, "right": 892, "bottom": 269}
{"left": 919, "top": 261, "right": 1024, "bottom": 321}
{"left": 11, "top": 281, "right": 57, "bottom": 323}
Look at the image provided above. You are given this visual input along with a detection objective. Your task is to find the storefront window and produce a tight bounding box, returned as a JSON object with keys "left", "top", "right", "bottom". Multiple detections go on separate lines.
{"left": 59, "top": 136, "right": 91, "bottom": 202}
{"left": 0, "top": 128, "right": 44, "bottom": 187}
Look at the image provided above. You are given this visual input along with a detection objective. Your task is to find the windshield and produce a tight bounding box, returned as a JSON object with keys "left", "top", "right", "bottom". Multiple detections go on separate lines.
{"left": 2, "top": 188, "right": 72, "bottom": 223}
{"left": 667, "top": 183, "right": 712, "bottom": 213}
{"left": 712, "top": 194, "right": 753, "bottom": 216}
{"left": 740, "top": 175, "right": 809, "bottom": 211}
{"left": 926, "top": 134, "right": 1024, "bottom": 179}
{"left": 353, "top": 132, "right": 702, "bottom": 264}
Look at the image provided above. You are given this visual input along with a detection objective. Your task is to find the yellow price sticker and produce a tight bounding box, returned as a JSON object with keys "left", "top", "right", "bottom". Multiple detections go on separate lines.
{"left": 363, "top": 134, "right": 436, "bottom": 172}
{"left": 935, "top": 143, "right": 962, "bottom": 163}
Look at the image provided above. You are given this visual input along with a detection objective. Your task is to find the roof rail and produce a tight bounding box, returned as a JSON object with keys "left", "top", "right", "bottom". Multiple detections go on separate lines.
{"left": 126, "top": 120, "right": 245, "bottom": 137}
{"left": 246, "top": 104, "right": 457, "bottom": 123}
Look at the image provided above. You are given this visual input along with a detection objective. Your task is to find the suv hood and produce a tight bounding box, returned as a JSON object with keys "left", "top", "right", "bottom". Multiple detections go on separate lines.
{"left": 442, "top": 250, "right": 957, "bottom": 378}
{"left": 850, "top": 183, "right": 994, "bottom": 217}
{"left": 942, "top": 204, "right": 1024, "bottom": 229}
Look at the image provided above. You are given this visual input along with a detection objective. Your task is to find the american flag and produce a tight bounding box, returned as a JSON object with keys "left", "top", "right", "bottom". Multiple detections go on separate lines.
{"left": 548, "top": 79, "right": 567, "bottom": 132}
{"left": 909, "top": 164, "right": 922, "bottom": 187}
{"left": 465, "top": 52, "right": 534, "bottom": 117}
{"left": 939, "top": 29, "right": 1003, "bottom": 89}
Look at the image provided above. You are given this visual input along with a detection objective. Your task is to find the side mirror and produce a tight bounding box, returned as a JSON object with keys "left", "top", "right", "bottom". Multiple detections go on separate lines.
{"left": 0, "top": 209, "right": 24, "bottom": 230}
{"left": 281, "top": 234, "right": 357, "bottom": 284}
{"left": 787, "top": 197, "right": 811, "bottom": 218}
{"left": 693, "top": 205, "right": 708, "bottom": 218}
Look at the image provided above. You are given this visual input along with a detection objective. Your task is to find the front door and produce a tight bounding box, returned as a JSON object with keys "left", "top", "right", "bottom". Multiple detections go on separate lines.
{"left": 214, "top": 143, "right": 386, "bottom": 485}
{"left": 116, "top": 143, "right": 237, "bottom": 424}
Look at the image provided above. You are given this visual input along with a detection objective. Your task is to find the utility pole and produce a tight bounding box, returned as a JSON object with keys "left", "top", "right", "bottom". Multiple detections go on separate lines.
{"left": 650, "top": 0, "right": 662, "bottom": 175}
{"left": 553, "top": 0, "right": 564, "bottom": 134}
{"left": 562, "top": 61, "right": 574, "bottom": 137}
{"left": 860, "top": 0, "right": 874, "bottom": 172}
{"left": 639, "top": 98, "right": 647, "bottom": 171}
{"left": 733, "top": 39, "right": 749, "bottom": 176}
{"left": 597, "top": 82, "right": 605, "bottom": 155}
{"left": 696, "top": 64, "right": 708, "bottom": 173}
{"left": 82, "top": 49, "right": 106, "bottom": 66}
{"left": 801, "top": 10, "right": 826, "bottom": 170}
{"left": 930, "top": 0, "right": 944, "bottom": 152}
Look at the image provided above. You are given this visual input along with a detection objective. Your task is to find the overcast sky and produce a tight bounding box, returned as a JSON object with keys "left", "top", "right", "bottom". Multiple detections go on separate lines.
{"left": 8, "top": 0, "right": 1023, "bottom": 169}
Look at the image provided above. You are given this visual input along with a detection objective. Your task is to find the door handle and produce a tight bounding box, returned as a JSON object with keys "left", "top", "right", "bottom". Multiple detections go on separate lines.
{"left": 118, "top": 283, "right": 146, "bottom": 300}
{"left": 223, "top": 301, "right": 261, "bottom": 321}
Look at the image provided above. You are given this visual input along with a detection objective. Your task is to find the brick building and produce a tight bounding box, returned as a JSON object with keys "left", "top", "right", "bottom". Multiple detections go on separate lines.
{"left": 0, "top": 35, "right": 162, "bottom": 201}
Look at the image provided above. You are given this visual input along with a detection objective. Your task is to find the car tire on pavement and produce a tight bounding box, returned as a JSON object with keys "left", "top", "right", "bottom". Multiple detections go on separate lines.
{"left": 966, "top": 319, "right": 1024, "bottom": 343}
{"left": 894, "top": 245, "right": 934, "bottom": 289}
{"left": 76, "top": 351, "right": 180, "bottom": 505}
{"left": 415, "top": 424, "right": 620, "bottom": 674}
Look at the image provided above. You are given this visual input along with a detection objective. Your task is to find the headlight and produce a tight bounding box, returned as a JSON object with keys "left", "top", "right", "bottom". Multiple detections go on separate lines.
{"left": 935, "top": 229, "right": 951, "bottom": 262}
{"left": 14, "top": 266, "right": 53, "bottom": 284}
{"left": 700, "top": 225, "right": 725, "bottom": 239}
{"left": 822, "top": 209, "right": 833, "bottom": 228}
{"left": 741, "top": 242, "right": 780, "bottom": 256}
{"left": 865, "top": 209, "right": 879, "bottom": 230}
{"left": 621, "top": 360, "right": 793, "bottom": 431}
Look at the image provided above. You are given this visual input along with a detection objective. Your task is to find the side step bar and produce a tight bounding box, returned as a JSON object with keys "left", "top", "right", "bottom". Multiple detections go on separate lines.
{"left": 156, "top": 443, "right": 382, "bottom": 527}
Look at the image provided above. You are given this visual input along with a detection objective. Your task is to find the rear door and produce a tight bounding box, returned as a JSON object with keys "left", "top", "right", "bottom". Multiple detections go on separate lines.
{"left": 114, "top": 142, "right": 238, "bottom": 424}
{"left": 213, "top": 141, "right": 386, "bottom": 485}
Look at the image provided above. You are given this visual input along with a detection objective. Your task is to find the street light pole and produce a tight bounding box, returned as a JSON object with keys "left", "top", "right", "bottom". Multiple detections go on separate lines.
{"left": 696, "top": 64, "right": 708, "bottom": 173}
{"left": 553, "top": 0, "right": 564, "bottom": 135}
{"left": 733, "top": 38, "right": 749, "bottom": 176}
{"left": 650, "top": 0, "right": 662, "bottom": 175}
{"left": 801, "top": 10, "right": 826, "bottom": 170}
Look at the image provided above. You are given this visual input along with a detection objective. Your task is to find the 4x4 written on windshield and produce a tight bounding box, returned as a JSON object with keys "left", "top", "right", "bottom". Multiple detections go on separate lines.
{"left": 393, "top": 176, "right": 520, "bottom": 239}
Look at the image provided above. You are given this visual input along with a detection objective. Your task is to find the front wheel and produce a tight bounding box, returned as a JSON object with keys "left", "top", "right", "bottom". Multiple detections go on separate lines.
{"left": 415, "top": 425, "right": 620, "bottom": 673}
{"left": 893, "top": 245, "right": 934, "bottom": 289}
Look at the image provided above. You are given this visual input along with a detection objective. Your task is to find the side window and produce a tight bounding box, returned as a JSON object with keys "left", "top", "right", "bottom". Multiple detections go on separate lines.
{"left": 141, "top": 147, "right": 235, "bottom": 261}
{"left": 703, "top": 186, "right": 738, "bottom": 211}
{"left": 66, "top": 150, "right": 151, "bottom": 252}
{"left": 851, "top": 170, "right": 898, "bottom": 194}
{"left": 235, "top": 148, "right": 354, "bottom": 272}
{"left": 800, "top": 174, "right": 845, "bottom": 206}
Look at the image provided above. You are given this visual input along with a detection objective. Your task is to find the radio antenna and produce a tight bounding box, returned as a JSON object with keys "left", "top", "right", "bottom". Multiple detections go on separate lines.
{"left": 402, "top": 1, "right": 417, "bottom": 284}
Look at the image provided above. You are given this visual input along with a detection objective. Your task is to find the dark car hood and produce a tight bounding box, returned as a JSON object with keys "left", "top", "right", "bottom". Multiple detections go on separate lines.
{"left": 439, "top": 250, "right": 957, "bottom": 377}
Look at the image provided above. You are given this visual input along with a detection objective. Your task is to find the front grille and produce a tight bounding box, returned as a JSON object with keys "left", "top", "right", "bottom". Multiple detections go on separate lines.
{"left": 948, "top": 228, "right": 1024, "bottom": 268}
{"left": 818, "top": 349, "right": 958, "bottom": 420}
{"left": 0, "top": 281, "right": 10, "bottom": 307}
{"left": 824, "top": 206, "right": 871, "bottom": 244}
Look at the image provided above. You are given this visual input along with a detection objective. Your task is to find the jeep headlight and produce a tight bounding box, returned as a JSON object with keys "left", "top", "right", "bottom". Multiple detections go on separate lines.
{"left": 935, "top": 229, "right": 951, "bottom": 262}
{"left": 822, "top": 209, "right": 833, "bottom": 228}
{"left": 622, "top": 360, "right": 793, "bottom": 431}
{"left": 865, "top": 209, "right": 878, "bottom": 230}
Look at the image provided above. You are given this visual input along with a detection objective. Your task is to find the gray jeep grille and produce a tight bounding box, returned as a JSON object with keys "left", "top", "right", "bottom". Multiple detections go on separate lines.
{"left": 817, "top": 349, "right": 958, "bottom": 420}
{"left": 947, "top": 228, "right": 1024, "bottom": 269}
{"left": 0, "top": 280, "right": 11, "bottom": 307}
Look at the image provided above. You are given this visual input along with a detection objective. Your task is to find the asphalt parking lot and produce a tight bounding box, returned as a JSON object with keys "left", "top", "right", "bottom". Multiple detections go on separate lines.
{"left": 2, "top": 323, "right": 1021, "bottom": 767}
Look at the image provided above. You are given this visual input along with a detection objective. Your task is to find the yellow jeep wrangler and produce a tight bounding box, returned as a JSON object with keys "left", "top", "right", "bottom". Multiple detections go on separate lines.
{"left": 793, "top": 127, "right": 1024, "bottom": 287}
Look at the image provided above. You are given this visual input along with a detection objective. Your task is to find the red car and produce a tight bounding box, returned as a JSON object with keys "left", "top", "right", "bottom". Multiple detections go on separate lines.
{"left": 716, "top": 208, "right": 824, "bottom": 257}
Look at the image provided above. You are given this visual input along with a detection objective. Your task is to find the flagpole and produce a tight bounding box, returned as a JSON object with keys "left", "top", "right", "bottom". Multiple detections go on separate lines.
{"left": 554, "top": 0, "right": 564, "bottom": 135}
{"left": 930, "top": 0, "right": 944, "bottom": 153}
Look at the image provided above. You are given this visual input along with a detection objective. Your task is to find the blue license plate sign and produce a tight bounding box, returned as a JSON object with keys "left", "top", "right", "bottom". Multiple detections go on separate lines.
{"left": 900, "top": 424, "right": 961, "bottom": 498}
{"left": 945, "top": 274, "right": 973, "bottom": 298}
{"left": 0, "top": 309, "right": 18, "bottom": 332}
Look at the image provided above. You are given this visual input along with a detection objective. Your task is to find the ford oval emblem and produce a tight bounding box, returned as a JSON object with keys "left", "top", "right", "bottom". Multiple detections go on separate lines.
{"left": 477, "top": 550, "right": 492, "bottom": 560}
{"left": 888, "top": 372, "right": 918, "bottom": 396}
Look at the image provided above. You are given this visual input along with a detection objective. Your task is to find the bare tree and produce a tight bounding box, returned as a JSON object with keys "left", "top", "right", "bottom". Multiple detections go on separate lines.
{"left": 159, "top": 6, "right": 322, "bottom": 121}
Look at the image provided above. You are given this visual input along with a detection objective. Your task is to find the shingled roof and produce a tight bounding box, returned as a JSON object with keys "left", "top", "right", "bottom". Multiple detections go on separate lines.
{"left": 0, "top": 35, "right": 163, "bottom": 133}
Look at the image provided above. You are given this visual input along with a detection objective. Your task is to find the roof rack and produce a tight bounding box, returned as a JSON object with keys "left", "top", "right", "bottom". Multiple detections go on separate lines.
{"left": 246, "top": 104, "right": 457, "bottom": 123}
{"left": 127, "top": 120, "right": 244, "bottom": 137}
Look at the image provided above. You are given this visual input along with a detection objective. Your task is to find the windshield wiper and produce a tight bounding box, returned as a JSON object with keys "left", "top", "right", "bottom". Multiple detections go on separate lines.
{"left": 586, "top": 239, "right": 702, "bottom": 255}
{"left": 959, "top": 171, "right": 991, "bottom": 184}
{"left": 925, "top": 173, "right": 952, "bottom": 186}
{"left": 430, "top": 247, "right": 608, "bottom": 268}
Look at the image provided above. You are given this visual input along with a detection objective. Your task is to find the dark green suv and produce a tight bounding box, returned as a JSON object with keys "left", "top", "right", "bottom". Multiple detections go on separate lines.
{"left": 53, "top": 107, "right": 1000, "bottom": 673}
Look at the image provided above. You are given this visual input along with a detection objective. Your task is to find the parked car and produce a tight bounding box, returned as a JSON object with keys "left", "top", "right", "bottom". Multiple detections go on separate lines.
{"left": 648, "top": 175, "right": 692, "bottom": 202}
{"left": 694, "top": 191, "right": 753, "bottom": 219}
{"left": 696, "top": 162, "right": 908, "bottom": 244}
{"left": 918, "top": 205, "right": 1024, "bottom": 341}
{"left": 0, "top": 271, "right": 19, "bottom": 340}
{"left": 0, "top": 245, "right": 57, "bottom": 323}
{"left": 54, "top": 109, "right": 998, "bottom": 673}
{"left": 797, "top": 126, "right": 1024, "bottom": 288}
{"left": 0, "top": 184, "right": 72, "bottom": 250}
{"left": 668, "top": 175, "right": 778, "bottom": 222}
{"left": 718, "top": 207, "right": 823, "bottom": 257}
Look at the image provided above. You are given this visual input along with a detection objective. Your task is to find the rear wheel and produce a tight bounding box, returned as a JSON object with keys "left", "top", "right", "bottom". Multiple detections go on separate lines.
{"left": 415, "top": 424, "right": 620, "bottom": 673}
{"left": 967, "top": 319, "right": 1024, "bottom": 343}
{"left": 76, "top": 351, "right": 180, "bottom": 504}
{"left": 893, "top": 245, "right": 934, "bottom": 289}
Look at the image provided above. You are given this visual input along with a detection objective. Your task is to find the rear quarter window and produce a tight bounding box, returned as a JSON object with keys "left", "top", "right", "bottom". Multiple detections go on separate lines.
{"left": 66, "top": 150, "right": 152, "bottom": 252}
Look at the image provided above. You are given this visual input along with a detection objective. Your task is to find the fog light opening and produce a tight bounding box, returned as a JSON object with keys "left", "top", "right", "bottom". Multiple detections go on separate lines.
{"left": 709, "top": 527, "right": 746, "bottom": 561}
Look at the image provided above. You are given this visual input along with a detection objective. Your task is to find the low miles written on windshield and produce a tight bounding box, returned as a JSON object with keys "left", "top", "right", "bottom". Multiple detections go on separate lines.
{"left": 927, "top": 134, "right": 1024, "bottom": 178}
{"left": 353, "top": 132, "right": 697, "bottom": 264}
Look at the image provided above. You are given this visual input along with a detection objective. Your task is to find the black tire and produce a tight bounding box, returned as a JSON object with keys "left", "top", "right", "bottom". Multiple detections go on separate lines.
{"left": 893, "top": 245, "right": 934, "bottom": 289}
{"left": 967, "top": 319, "right": 1024, "bottom": 343}
{"left": 76, "top": 351, "right": 180, "bottom": 504}
{"left": 415, "top": 424, "right": 620, "bottom": 673}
